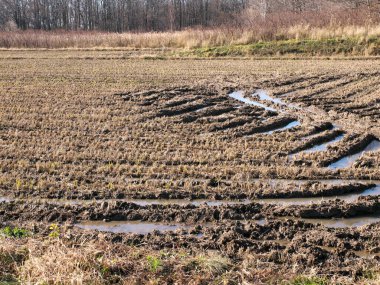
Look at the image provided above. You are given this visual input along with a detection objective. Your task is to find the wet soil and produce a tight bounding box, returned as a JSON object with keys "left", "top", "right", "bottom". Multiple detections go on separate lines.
{"left": 2, "top": 65, "right": 380, "bottom": 283}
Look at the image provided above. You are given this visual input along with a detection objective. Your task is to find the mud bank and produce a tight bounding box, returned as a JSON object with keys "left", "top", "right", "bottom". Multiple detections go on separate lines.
{"left": 2, "top": 195, "right": 380, "bottom": 226}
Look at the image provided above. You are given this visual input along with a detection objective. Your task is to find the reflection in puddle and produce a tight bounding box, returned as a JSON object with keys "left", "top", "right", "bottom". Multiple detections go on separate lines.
{"left": 264, "top": 121, "right": 301, "bottom": 135}
{"left": 329, "top": 140, "right": 380, "bottom": 169}
{"left": 229, "top": 91, "right": 277, "bottom": 112}
{"left": 274, "top": 215, "right": 380, "bottom": 228}
{"left": 253, "top": 89, "right": 287, "bottom": 106}
{"left": 253, "top": 89, "right": 301, "bottom": 110}
{"left": 303, "top": 134, "right": 345, "bottom": 153}
{"left": 76, "top": 221, "right": 195, "bottom": 234}
{"left": 258, "top": 184, "right": 380, "bottom": 205}
{"left": 7, "top": 181, "right": 380, "bottom": 207}
{"left": 116, "top": 183, "right": 379, "bottom": 206}
{"left": 104, "top": 184, "right": 380, "bottom": 206}
{"left": 122, "top": 199, "right": 246, "bottom": 207}
{"left": 16, "top": 198, "right": 247, "bottom": 207}
{"left": 77, "top": 220, "right": 265, "bottom": 234}
{"left": 228, "top": 90, "right": 301, "bottom": 134}
{"left": 303, "top": 215, "right": 380, "bottom": 228}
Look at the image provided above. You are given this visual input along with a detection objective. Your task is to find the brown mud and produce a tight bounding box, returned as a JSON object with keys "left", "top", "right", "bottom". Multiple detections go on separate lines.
{"left": 2, "top": 59, "right": 380, "bottom": 283}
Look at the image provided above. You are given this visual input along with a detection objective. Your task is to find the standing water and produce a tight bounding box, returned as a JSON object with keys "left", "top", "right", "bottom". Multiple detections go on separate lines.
{"left": 264, "top": 121, "right": 301, "bottom": 135}
{"left": 253, "top": 89, "right": 287, "bottom": 105}
{"left": 329, "top": 140, "right": 380, "bottom": 169}
{"left": 302, "top": 215, "right": 380, "bottom": 228}
{"left": 303, "top": 134, "right": 345, "bottom": 153}
{"left": 76, "top": 221, "right": 196, "bottom": 234}
{"left": 229, "top": 91, "right": 277, "bottom": 112}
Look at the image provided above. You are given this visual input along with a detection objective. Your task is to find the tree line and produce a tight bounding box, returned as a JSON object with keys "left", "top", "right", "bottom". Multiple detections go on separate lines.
{"left": 0, "top": 0, "right": 379, "bottom": 32}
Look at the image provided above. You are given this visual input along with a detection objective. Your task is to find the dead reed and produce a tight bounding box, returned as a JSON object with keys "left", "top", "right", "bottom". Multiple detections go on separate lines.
{"left": 1, "top": 24, "right": 380, "bottom": 49}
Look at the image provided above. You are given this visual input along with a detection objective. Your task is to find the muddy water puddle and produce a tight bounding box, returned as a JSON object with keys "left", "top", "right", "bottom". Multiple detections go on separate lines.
{"left": 4, "top": 182, "right": 379, "bottom": 207}
{"left": 229, "top": 89, "right": 301, "bottom": 113}
{"left": 264, "top": 215, "right": 380, "bottom": 228}
{"left": 53, "top": 198, "right": 249, "bottom": 206}
{"left": 76, "top": 220, "right": 198, "bottom": 234}
{"left": 302, "top": 216, "right": 380, "bottom": 228}
{"left": 303, "top": 134, "right": 345, "bottom": 153}
{"left": 107, "top": 199, "right": 248, "bottom": 207}
{"left": 253, "top": 89, "right": 287, "bottom": 106}
{"left": 264, "top": 120, "right": 301, "bottom": 135}
{"left": 229, "top": 90, "right": 311, "bottom": 135}
{"left": 258, "top": 185, "right": 380, "bottom": 205}
{"left": 229, "top": 91, "right": 277, "bottom": 112}
{"left": 75, "top": 220, "right": 268, "bottom": 234}
{"left": 253, "top": 89, "right": 301, "bottom": 110}
{"left": 329, "top": 140, "right": 380, "bottom": 169}
{"left": 77, "top": 216, "right": 380, "bottom": 235}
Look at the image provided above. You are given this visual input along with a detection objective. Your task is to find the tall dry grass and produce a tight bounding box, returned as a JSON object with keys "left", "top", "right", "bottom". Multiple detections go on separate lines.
{"left": 287, "top": 24, "right": 380, "bottom": 41}
{"left": 6, "top": 237, "right": 236, "bottom": 284}
{"left": 1, "top": 24, "right": 380, "bottom": 49}
{"left": 0, "top": 29, "right": 242, "bottom": 49}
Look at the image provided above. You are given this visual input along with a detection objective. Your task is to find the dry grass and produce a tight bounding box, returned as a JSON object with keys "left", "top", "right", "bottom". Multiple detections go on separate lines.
{"left": 1, "top": 24, "right": 380, "bottom": 50}
{"left": 287, "top": 25, "right": 380, "bottom": 41}
{"left": 0, "top": 235, "right": 238, "bottom": 284}
{"left": 2, "top": 235, "right": 377, "bottom": 284}
{"left": 0, "top": 29, "right": 243, "bottom": 49}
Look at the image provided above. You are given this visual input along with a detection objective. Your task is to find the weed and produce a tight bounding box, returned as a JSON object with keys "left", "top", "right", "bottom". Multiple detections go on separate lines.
{"left": 146, "top": 255, "right": 162, "bottom": 273}
{"left": 15, "top": 179, "right": 22, "bottom": 191}
{"left": 1, "top": 226, "right": 28, "bottom": 238}
{"left": 48, "top": 224, "right": 60, "bottom": 238}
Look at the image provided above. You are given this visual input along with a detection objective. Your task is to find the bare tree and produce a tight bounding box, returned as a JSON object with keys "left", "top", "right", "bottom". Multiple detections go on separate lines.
{"left": 0, "top": 0, "right": 378, "bottom": 32}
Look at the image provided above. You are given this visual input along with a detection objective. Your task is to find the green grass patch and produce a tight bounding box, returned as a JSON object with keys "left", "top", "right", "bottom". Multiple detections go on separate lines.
{"left": 1, "top": 226, "right": 28, "bottom": 238}
{"left": 178, "top": 37, "right": 380, "bottom": 57}
{"left": 146, "top": 255, "right": 162, "bottom": 273}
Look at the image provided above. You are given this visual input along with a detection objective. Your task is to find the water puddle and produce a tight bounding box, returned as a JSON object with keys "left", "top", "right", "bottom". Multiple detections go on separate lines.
{"left": 329, "top": 140, "right": 380, "bottom": 169}
{"left": 258, "top": 184, "right": 380, "bottom": 205}
{"left": 99, "top": 183, "right": 379, "bottom": 206}
{"left": 89, "top": 184, "right": 380, "bottom": 206}
{"left": 76, "top": 220, "right": 266, "bottom": 234}
{"left": 195, "top": 105, "right": 211, "bottom": 113}
{"left": 255, "top": 219, "right": 267, "bottom": 226}
{"left": 8, "top": 181, "right": 380, "bottom": 207}
{"left": 61, "top": 199, "right": 247, "bottom": 207}
{"left": 120, "top": 199, "right": 247, "bottom": 207}
{"left": 302, "top": 215, "right": 380, "bottom": 228}
{"left": 253, "top": 89, "right": 287, "bottom": 106}
{"left": 303, "top": 134, "right": 345, "bottom": 153}
{"left": 264, "top": 120, "right": 301, "bottom": 135}
{"left": 253, "top": 89, "right": 302, "bottom": 110}
{"left": 76, "top": 220, "right": 198, "bottom": 234}
{"left": 228, "top": 89, "right": 302, "bottom": 135}
{"left": 229, "top": 91, "right": 277, "bottom": 112}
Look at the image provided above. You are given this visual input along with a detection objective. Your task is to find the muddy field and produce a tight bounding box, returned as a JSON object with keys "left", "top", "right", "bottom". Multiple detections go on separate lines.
{"left": 1, "top": 50, "right": 380, "bottom": 284}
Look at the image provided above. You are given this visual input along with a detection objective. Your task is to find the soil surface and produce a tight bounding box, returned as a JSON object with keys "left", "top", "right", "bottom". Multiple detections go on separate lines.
{"left": 1, "top": 53, "right": 380, "bottom": 284}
